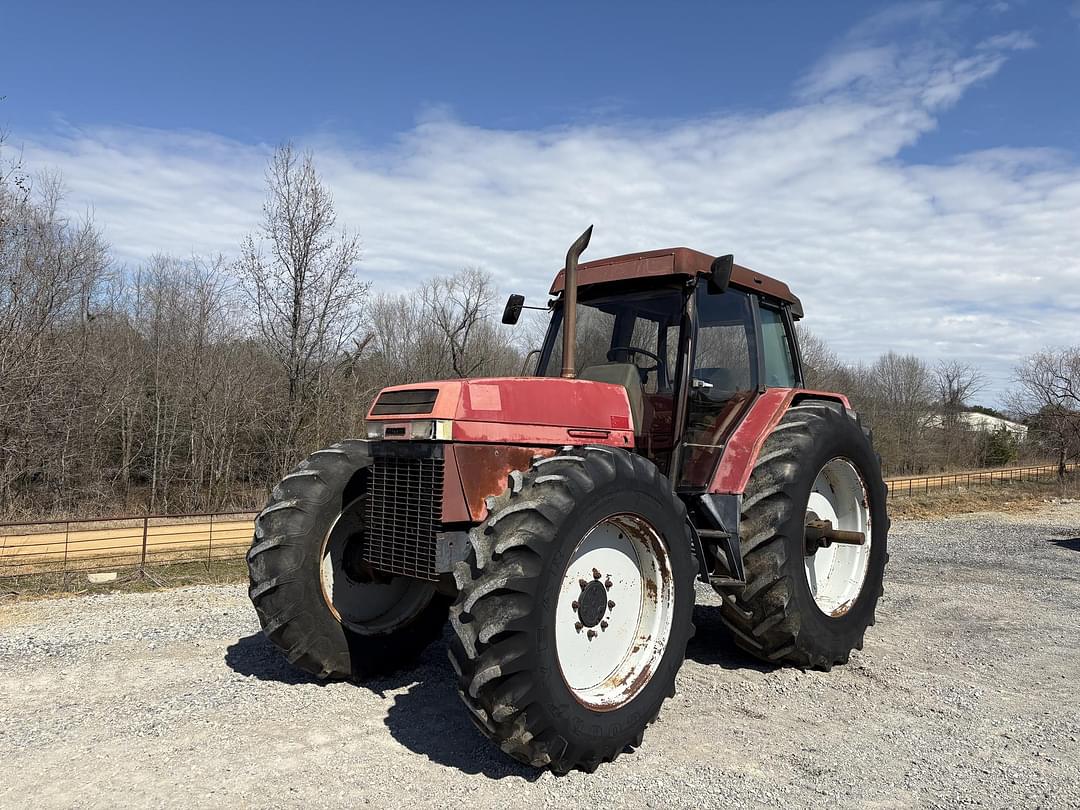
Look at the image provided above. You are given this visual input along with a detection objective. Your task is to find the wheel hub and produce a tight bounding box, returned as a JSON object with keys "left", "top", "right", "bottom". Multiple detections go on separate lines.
{"left": 554, "top": 514, "right": 675, "bottom": 711}
{"left": 576, "top": 579, "right": 609, "bottom": 628}
{"left": 803, "top": 458, "right": 872, "bottom": 616}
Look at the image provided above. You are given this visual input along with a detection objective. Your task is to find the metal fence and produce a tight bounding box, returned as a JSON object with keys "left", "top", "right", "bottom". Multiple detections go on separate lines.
{"left": 2, "top": 461, "right": 1076, "bottom": 582}
{"left": 886, "top": 462, "right": 1079, "bottom": 499}
{"left": 0, "top": 510, "right": 256, "bottom": 583}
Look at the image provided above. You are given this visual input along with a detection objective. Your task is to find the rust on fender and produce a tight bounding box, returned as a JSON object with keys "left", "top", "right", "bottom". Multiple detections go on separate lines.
{"left": 452, "top": 444, "right": 556, "bottom": 522}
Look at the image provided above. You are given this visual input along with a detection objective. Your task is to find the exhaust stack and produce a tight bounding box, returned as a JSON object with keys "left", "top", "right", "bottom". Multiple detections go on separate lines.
{"left": 560, "top": 225, "right": 593, "bottom": 379}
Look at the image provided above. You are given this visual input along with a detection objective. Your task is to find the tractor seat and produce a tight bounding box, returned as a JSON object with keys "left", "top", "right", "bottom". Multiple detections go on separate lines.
{"left": 579, "top": 363, "right": 645, "bottom": 435}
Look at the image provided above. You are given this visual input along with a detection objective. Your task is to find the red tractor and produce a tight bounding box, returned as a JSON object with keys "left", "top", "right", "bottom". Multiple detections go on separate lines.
{"left": 247, "top": 228, "right": 888, "bottom": 773}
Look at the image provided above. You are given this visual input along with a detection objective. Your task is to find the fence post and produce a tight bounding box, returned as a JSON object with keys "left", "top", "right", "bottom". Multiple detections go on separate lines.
{"left": 208, "top": 514, "right": 214, "bottom": 572}
{"left": 63, "top": 521, "right": 70, "bottom": 587}
{"left": 140, "top": 516, "right": 149, "bottom": 576}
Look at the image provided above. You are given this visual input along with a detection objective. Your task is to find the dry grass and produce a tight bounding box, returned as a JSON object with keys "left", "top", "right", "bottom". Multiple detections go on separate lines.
{"left": 0, "top": 557, "right": 248, "bottom": 601}
{"left": 887, "top": 474, "right": 1079, "bottom": 519}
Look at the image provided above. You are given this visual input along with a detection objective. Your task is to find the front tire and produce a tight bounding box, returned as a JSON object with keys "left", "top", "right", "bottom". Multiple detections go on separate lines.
{"left": 247, "top": 440, "right": 450, "bottom": 679}
{"left": 448, "top": 447, "right": 696, "bottom": 773}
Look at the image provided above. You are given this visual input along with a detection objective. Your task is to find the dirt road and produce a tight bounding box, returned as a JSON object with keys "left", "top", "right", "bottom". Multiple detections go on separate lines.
{"left": 1, "top": 504, "right": 1078, "bottom": 808}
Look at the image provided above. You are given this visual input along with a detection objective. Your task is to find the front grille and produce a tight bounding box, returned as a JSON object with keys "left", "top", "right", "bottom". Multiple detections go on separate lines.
{"left": 363, "top": 445, "right": 444, "bottom": 580}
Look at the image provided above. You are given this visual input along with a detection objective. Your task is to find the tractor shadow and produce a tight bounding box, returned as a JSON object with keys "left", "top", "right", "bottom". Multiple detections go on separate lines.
{"left": 379, "top": 636, "right": 541, "bottom": 781}
{"left": 224, "top": 630, "right": 540, "bottom": 781}
{"left": 225, "top": 632, "right": 328, "bottom": 685}
{"left": 1049, "top": 536, "right": 1080, "bottom": 552}
{"left": 686, "top": 603, "right": 778, "bottom": 672}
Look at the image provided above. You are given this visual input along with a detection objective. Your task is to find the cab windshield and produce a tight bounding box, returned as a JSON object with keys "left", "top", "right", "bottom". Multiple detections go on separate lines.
{"left": 537, "top": 284, "right": 685, "bottom": 392}
{"left": 537, "top": 282, "right": 686, "bottom": 473}
{"left": 536, "top": 281, "right": 760, "bottom": 490}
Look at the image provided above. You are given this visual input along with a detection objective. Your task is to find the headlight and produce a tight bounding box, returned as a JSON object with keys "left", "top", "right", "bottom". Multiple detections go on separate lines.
{"left": 365, "top": 420, "right": 452, "bottom": 440}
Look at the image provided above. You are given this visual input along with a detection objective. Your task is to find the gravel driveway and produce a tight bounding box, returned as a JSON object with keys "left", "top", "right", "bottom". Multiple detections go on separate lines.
{"left": 1, "top": 503, "right": 1078, "bottom": 809}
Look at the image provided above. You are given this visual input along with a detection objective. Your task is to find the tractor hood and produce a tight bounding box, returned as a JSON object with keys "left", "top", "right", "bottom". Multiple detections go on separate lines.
{"left": 365, "top": 377, "right": 635, "bottom": 448}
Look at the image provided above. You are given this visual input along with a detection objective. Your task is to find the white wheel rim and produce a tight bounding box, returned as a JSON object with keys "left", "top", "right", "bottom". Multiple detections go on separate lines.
{"left": 555, "top": 514, "right": 675, "bottom": 711}
{"left": 319, "top": 497, "right": 434, "bottom": 635}
{"left": 804, "top": 458, "right": 872, "bottom": 616}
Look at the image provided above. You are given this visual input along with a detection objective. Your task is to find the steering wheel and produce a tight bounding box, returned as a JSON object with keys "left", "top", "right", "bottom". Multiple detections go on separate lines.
{"left": 607, "top": 345, "right": 668, "bottom": 389}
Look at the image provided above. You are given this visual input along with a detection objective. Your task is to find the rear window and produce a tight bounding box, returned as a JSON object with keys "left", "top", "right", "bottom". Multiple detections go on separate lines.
{"left": 759, "top": 306, "right": 797, "bottom": 388}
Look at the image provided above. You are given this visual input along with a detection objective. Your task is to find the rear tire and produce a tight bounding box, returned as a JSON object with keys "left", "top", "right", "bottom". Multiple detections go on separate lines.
{"left": 448, "top": 447, "right": 696, "bottom": 773}
{"left": 247, "top": 440, "right": 449, "bottom": 679}
{"left": 715, "top": 402, "right": 889, "bottom": 669}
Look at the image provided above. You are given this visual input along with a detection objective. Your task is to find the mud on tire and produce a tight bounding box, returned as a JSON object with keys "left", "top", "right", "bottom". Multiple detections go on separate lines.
{"left": 716, "top": 401, "right": 889, "bottom": 669}
{"left": 247, "top": 440, "right": 449, "bottom": 679}
{"left": 448, "top": 446, "right": 697, "bottom": 774}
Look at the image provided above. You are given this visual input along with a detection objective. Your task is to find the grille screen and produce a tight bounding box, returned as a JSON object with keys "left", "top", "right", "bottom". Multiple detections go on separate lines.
{"left": 363, "top": 450, "right": 444, "bottom": 580}
{"left": 371, "top": 388, "right": 438, "bottom": 415}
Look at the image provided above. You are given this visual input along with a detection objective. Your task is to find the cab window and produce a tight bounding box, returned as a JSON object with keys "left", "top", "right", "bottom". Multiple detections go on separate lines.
{"left": 759, "top": 305, "right": 798, "bottom": 388}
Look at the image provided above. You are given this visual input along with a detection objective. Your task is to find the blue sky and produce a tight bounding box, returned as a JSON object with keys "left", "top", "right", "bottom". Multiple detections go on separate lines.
{"left": 4, "top": 1, "right": 1077, "bottom": 155}
{"left": 2, "top": 1, "right": 1079, "bottom": 404}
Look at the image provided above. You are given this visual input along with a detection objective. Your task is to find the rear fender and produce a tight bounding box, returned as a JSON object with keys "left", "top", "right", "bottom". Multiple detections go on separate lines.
{"left": 708, "top": 388, "right": 850, "bottom": 496}
{"left": 693, "top": 389, "right": 849, "bottom": 586}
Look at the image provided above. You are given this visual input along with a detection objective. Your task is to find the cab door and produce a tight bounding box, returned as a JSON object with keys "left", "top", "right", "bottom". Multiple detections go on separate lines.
{"left": 675, "top": 286, "right": 759, "bottom": 490}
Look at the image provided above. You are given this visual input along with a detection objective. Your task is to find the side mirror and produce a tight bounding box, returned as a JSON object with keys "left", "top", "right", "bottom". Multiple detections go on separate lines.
{"left": 707, "top": 254, "right": 734, "bottom": 295}
{"left": 501, "top": 294, "right": 525, "bottom": 325}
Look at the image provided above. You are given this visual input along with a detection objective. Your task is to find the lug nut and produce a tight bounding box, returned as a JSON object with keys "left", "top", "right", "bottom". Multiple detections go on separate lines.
{"left": 572, "top": 600, "right": 579, "bottom": 610}
{"left": 592, "top": 568, "right": 601, "bottom": 580}
{"left": 575, "top": 622, "right": 583, "bottom": 632}
{"left": 587, "top": 629, "right": 597, "bottom": 640}
{"left": 605, "top": 577, "right": 613, "bottom": 589}
{"left": 600, "top": 620, "right": 609, "bottom": 630}
{"left": 579, "top": 578, "right": 587, "bottom": 589}
{"left": 608, "top": 600, "right": 615, "bottom": 609}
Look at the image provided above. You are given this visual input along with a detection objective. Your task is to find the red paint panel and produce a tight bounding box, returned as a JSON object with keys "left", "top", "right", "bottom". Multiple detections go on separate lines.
{"left": 457, "top": 378, "right": 632, "bottom": 429}
{"left": 367, "top": 377, "right": 636, "bottom": 438}
{"left": 709, "top": 389, "right": 850, "bottom": 494}
{"left": 453, "top": 420, "right": 634, "bottom": 448}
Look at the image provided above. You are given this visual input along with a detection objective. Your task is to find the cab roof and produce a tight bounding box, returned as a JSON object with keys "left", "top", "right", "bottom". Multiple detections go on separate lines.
{"left": 549, "top": 247, "right": 801, "bottom": 313}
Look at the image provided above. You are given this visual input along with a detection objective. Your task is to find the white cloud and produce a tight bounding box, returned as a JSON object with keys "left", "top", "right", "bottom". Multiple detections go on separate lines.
{"left": 12, "top": 17, "right": 1079, "bottom": 407}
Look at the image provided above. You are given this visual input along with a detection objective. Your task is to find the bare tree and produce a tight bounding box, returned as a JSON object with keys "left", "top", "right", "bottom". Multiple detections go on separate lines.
{"left": 423, "top": 268, "right": 521, "bottom": 378}
{"left": 0, "top": 155, "right": 109, "bottom": 514}
{"left": 1010, "top": 348, "right": 1080, "bottom": 479}
{"left": 236, "top": 144, "right": 368, "bottom": 456}
{"left": 795, "top": 327, "right": 840, "bottom": 390}
{"left": 934, "top": 360, "right": 985, "bottom": 469}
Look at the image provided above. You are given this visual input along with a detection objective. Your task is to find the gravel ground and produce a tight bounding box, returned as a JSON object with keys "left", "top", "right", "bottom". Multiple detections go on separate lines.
{"left": 1, "top": 503, "right": 1078, "bottom": 809}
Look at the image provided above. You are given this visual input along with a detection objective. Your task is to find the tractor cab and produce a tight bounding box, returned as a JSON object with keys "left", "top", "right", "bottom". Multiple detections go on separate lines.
{"left": 528, "top": 246, "right": 805, "bottom": 491}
